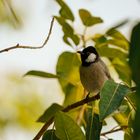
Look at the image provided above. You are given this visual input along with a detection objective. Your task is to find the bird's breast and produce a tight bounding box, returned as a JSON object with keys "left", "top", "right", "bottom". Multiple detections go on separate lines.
{"left": 79, "top": 61, "right": 108, "bottom": 94}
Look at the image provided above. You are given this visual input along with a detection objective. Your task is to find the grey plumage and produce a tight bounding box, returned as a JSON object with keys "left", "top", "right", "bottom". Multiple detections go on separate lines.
{"left": 78, "top": 46, "right": 111, "bottom": 95}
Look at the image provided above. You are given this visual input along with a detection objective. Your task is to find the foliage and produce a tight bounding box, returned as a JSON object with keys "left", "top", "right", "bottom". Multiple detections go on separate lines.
{"left": 99, "top": 80, "right": 130, "bottom": 121}
{"left": 54, "top": 111, "right": 85, "bottom": 140}
{"left": 2, "top": 0, "right": 138, "bottom": 139}
{"left": 24, "top": 0, "right": 139, "bottom": 139}
{"left": 129, "top": 23, "right": 140, "bottom": 140}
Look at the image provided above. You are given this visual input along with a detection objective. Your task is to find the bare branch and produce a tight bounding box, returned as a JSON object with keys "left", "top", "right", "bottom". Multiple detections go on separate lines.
{"left": 101, "top": 126, "right": 127, "bottom": 136}
{"left": 33, "top": 94, "right": 100, "bottom": 140}
{"left": 0, "top": 17, "right": 55, "bottom": 53}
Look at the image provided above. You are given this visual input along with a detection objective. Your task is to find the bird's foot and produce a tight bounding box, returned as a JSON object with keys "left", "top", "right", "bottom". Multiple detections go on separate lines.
{"left": 85, "top": 92, "right": 90, "bottom": 100}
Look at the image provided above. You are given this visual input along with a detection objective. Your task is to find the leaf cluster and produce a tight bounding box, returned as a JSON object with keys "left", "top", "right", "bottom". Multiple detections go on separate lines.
{"left": 24, "top": 1, "right": 139, "bottom": 140}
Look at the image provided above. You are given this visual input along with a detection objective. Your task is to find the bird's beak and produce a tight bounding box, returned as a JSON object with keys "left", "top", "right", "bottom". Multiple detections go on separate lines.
{"left": 77, "top": 51, "right": 81, "bottom": 54}
{"left": 77, "top": 51, "right": 83, "bottom": 55}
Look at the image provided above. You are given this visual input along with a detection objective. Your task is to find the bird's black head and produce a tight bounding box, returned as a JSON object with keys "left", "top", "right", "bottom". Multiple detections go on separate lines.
{"left": 78, "top": 46, "right": 99, "bottom": 66}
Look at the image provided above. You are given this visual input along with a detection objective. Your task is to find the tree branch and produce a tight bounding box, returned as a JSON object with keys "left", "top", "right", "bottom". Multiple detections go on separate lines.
{"left": 101, "top": 126, "right": 127, "bottom": 136}
{"left": 33, "top": 94, "right": 100, "bottom": 140}
{"left": 0, "top": 17, "right": 55, "bottom": 53}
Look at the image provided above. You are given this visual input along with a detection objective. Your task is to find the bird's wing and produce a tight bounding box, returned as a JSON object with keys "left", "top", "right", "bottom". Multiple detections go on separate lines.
{"left": 99, "top": 59, "right": 112, "bottom": 79}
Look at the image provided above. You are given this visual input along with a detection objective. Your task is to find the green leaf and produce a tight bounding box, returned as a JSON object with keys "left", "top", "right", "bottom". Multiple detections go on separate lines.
{"left": 107, "top": 39, "right": 129, "bottom": 50}
{"left": 55, "top": 16, "right": 73, "bottom": 34}
{"left": 42, "top": 129, "right": 59, "bottom": 140}
{"left": 55, "top": 16, "right": 80, "bottom": 46}
{"left": 96, "top": 45, "right": 127, "bottom": 59}
{"left": 113, "top": 113, "right": 128, "bottom": 126}
{"left": 24, "top": 70, "right": 58, "bottom": 78}
{"left": 93, "top": 34, "right": 107, "bottom": 44}
{"left": 54, "top": 111, "right": 85, "bottom": 140}
{"left": 56, "top": 52, "right": 83, "bottom": 119}
{"left": 63, "top": 35, "right": 71, "bottom": 46}
{"left": 56, "top": 52, "right": 82, "bottom": 95}
{"left": 111, "top": 19, "right": 129, "bottom": 29}
{"left": 99, "top": 80, "right": 130, "bottom": 121}
{"left": 37, "top": 103, "right": 63, "bottom": 122}
{"left": 124, "top": 128, "right": 133, "bottom": 140}
{"left": 112, "top": 58, "right": 132, "bottom": 86}
{"left": 63, "top": 34, "right": 80, "bottom": 46}
{"left": 93, "top": 34, "right": 108, "bottom": 48}
{"left": 55, "top": 0, "right": 74, "bottom": 21}
{"left": 55, "top": 16, "right": 74, "bottom": 37}
{"left": 62, "top": 22, "right": 74, "bottom": 35}
{"left": 127, "top": 92, "right": 136, "bottom": 109}
{"left": 106, "top": 28, "right": 128, "bottom": 41}
{"left": 124, "top": 133, "right": 133, "bottom": 140}
{"left": 86, "top": 110, "right": 102, "bottom": 140}
{"left": 129, "top": 23, "right": 140, "bottom": 140}
{"left": 129, "top": 23, "right": 140, "bottom": 85}
{"left": 70, "top": 34, "right": 80, "bottom": 46}
{"left": 79, "top": 9, "right": 103, "bottom": 27}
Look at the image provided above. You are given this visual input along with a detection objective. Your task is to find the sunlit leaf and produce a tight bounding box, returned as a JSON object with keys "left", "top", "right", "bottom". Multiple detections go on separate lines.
{"left": 56, "top": 52, "right": 82, "bottom": 95}
{"left": 24, "top": 70, "right": 58, "bottom": 78}
{"left": 124, "top": 132, "right": 134, "bottom": 140}
{"left": 107, "top": 39, "right": 129, "bottom": 50}
{"left": 93, "top": 34, "right": 108, "bottom": 47}
{"left": 124, "top": 128, "right": 133, "bottom": 140}
{"left": 112, "top": 58, "right": 132, "bottom": 86}
{"left": 96, "top": 45, "right": 127, "bottom": 59}
{"left": 37, "top": 103, "right": 63, "bottom": 122}
{"left": 55, "top": 0, "right": 74, "bottom": 21}
{"left": 114, "top": 99, "right": 133, "bottom": 125}
{"left": 54, "top": 111, "right": 85, "bottom": 140}
{"left": 86, "top": 109, "right": 102, "bottom": 140}
{"left": 93, "top": 34, "right": 107, "bottom": 43}
{"left": 42, "top": 129, "right": 59, "bottom": 140}
{"left": 79, "top": 9, "right": 103, "bottom": 26}
{"left": 113, "top": 113, "right": 128, "bottom": 126}
{"left": 99, "top": 80, "right": 130, "bottom": 121}
{"left": 106, "top": 28, "right": 128, "bottom": 41}
{"left": 127, "top": 92, "right": 136, "bottom": 109}
{"left": 56, "top": 52, "right": 83, "bottom": 119}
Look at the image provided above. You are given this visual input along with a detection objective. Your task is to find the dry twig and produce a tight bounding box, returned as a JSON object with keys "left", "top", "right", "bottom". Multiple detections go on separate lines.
{"left": 101, "top": 126, "right": 127, "bottom": 136}
{"left": 0, "top": 17, "right": 55, "bottom": 53}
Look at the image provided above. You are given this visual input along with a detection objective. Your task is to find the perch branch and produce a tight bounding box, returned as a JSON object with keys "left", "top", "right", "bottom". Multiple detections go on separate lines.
{"left": 0, "top": 17, "right": 55, "bottom": 53}
{"left": 33, "top": 94, "right": 100, "bottom": 140}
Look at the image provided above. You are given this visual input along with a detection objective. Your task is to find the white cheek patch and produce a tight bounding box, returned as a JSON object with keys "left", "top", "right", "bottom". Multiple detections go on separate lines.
{"left": 85, "top": 53, "right": 96, "bottom": 63}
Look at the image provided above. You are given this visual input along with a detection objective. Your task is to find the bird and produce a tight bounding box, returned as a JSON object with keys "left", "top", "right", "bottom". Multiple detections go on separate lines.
{"left": 77, "top": 46, "right": 111, "bottom": 97}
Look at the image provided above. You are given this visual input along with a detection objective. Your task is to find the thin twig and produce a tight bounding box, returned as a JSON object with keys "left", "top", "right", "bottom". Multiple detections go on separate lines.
{"left": 33, "top": 94, "right": 100, "bottom": 140}
{"left": 81, "top": 27, "right": 87, "bottom": 48}
{"left": 110, "top": 125, "right": 120, "bottom": 131}
{"left": 125, "top": 96, "right": 136, "bottom": 111}
{"left": 101, "top": 126, "right": 127, "bottom": 136}
{"left": 0, "top": 17, "right": 55, "bottom": 53}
